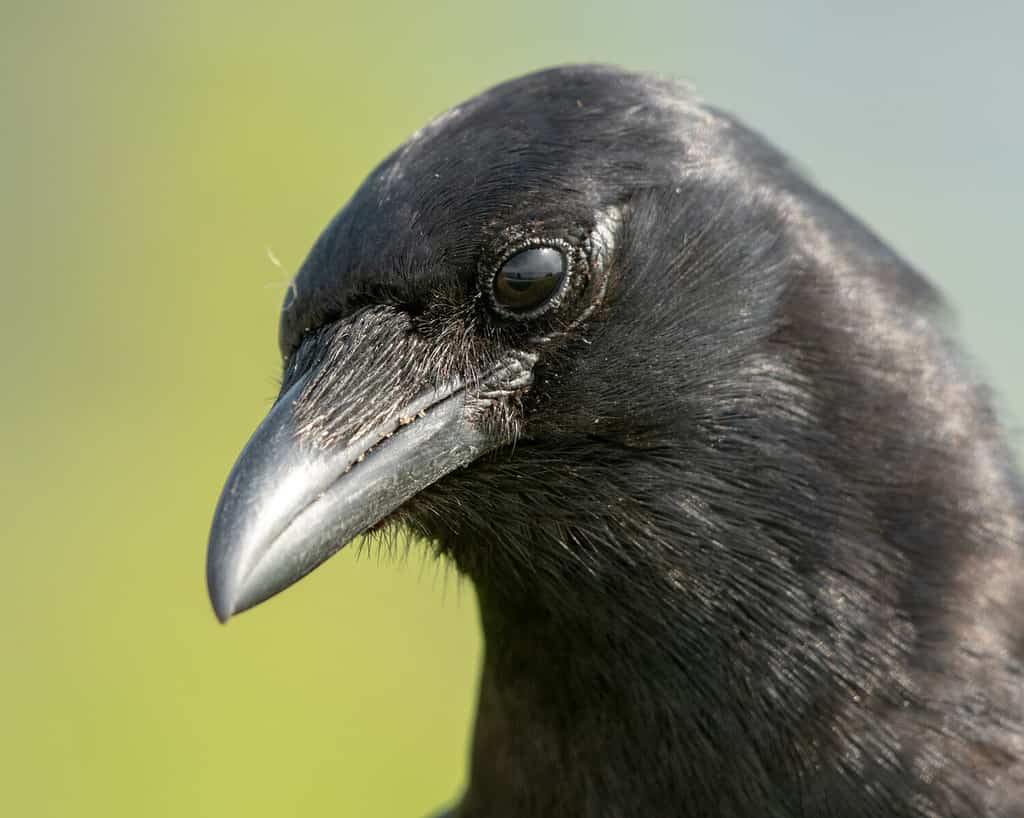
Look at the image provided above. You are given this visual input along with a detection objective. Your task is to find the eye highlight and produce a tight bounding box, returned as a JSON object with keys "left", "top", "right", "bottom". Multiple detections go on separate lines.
{"left": 490, "top": 245, "right": 568, "bottom": 317}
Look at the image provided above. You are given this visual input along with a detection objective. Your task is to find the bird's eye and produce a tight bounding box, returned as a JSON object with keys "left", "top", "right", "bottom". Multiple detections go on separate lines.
{"left": 492, "top": 246, "right": 567, "bottom": 315}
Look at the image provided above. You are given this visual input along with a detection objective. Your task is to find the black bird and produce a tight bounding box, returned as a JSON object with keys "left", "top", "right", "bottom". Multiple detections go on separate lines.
{"left": 207, "top": 65, "right": 1024, "bottom": 817}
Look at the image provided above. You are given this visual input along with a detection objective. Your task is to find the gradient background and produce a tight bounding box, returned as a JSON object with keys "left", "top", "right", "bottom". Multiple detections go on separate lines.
{"left": 3, "top": 2, "right": 1022, "bottom": 816}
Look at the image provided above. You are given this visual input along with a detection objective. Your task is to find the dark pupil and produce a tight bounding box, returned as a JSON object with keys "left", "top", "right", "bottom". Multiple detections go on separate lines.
{"left": 494, "top": 247, "right": 565, "bottom": 312}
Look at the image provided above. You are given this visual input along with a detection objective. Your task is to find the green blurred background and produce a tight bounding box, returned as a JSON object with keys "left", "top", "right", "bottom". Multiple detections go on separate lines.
{"left": 3, "top": 1, "right": 1021, "bottom": 815}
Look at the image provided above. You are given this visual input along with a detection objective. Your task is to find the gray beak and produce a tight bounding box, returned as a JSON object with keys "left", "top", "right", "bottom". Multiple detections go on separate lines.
{"left": 206, "top": 313, "right": 534, "bottom": 621}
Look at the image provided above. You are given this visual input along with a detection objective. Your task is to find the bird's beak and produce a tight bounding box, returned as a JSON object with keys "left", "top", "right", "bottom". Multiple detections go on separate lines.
{"left": 206, "top": 316, "right": 533, "bottom": 622}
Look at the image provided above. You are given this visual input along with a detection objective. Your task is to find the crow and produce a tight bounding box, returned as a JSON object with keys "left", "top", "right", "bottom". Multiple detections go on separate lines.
{"left": 206, "top": 65, "right": 1024, "bottom": 817}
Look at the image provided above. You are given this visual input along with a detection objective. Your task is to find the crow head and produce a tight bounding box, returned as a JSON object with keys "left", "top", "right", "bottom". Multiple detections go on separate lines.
{"left": 207, "top": 66, "right": 1023, "bottom": 816}
{"left": 207, "top": 65, "right": 808, "bottom": 620}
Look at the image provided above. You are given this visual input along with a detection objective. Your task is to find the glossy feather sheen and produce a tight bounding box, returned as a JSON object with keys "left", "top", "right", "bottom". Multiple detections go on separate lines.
{"left": 273, "top": 66, "right": 1023, "bottom": 816}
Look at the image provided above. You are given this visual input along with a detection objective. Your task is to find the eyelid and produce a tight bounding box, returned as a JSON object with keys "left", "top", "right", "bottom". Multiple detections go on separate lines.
{"left": 481, "top": 236, "right": 579, "bottom": 321}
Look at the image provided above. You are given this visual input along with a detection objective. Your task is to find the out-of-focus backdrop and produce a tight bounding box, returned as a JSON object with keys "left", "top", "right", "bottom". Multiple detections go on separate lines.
{"left": 3, "top": 1, "right": 1022, "bottom": 815}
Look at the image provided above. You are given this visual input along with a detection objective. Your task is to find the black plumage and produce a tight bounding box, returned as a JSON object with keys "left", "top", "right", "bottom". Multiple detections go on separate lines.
{"left": 207, "top": 65, "right": 1024, "bottom": 817}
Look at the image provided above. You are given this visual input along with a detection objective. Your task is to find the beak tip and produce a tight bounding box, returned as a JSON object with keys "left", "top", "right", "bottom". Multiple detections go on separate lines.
{"left": 208, "top": 566, "right": 236, "bottom": 624}
{"left": 211, "top": 595, "right": 233, "bottom": 624}
{"left": 213, "top": 608, "right": 232, "bottom": 625}
{"left": 207, "top": 546, "right": 252, "bottom": 624}
{"left": 207, "top": 544, "right": 284, "bottom": 624}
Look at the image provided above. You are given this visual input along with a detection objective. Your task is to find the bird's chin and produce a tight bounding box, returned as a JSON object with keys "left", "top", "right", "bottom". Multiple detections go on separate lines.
{"left": 205, "top": 350, "right": 535, "bottom": 622}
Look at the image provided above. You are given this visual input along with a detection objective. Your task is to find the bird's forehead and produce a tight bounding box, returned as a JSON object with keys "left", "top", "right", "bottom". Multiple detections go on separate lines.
{"left": 279, "top": 66, "right": 706, "bottom": 354}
